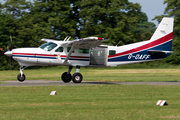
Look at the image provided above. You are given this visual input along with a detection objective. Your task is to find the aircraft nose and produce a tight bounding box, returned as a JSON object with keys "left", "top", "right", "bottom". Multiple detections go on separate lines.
{"left": 4, "top": 51, "right": 13, "bottom": 57}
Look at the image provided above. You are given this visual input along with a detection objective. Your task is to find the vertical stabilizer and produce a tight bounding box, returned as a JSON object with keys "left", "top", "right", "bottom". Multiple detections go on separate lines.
{"left": 150, "top": 17, "right": 174, "bottom": 42}
{"left": 149, "top": 17, "right": 174, "bottom": 51}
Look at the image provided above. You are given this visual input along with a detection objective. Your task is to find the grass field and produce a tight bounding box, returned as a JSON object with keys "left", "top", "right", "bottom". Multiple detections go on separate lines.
{"left": 0, "top": 85, "right": 180, "bottom": 120}
{"left": 1, "top": 66, "right": 180, "bottom": 119}
{"left": 0, "top": 66, "right": 180, "bottom": 82}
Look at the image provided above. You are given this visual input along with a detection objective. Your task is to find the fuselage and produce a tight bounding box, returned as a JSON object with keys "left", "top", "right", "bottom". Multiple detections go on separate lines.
{"left": 11, "top": 35, "right": 172, "bottom": 67}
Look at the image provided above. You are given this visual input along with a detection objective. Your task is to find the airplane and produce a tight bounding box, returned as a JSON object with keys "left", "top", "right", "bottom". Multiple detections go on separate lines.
{"left": 4, "top": 17, "right": 174, "bottom": 83}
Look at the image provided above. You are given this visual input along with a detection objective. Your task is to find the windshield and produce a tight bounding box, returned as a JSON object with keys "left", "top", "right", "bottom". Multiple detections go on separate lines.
{"left": 39, "top": 42, "right": 57, "bottom": 51}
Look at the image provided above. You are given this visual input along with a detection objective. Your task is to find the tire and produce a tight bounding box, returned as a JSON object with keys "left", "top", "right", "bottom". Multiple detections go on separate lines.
{"left": 72, "top": 73, "right": 83, "bottom": 83}
{"left": 17, "top": 73, "right": 26, "bottom": 82}
{"left": 61, "top": 72, "right": 72, "bottom": 83}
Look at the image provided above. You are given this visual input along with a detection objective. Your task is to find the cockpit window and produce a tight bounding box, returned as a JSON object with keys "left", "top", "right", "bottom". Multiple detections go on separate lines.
{"left": 39, "top": 42, "right": 57, "bottom": 51}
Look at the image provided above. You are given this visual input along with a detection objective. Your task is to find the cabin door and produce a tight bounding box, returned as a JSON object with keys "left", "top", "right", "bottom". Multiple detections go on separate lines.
{"left": 90, "top": 47, "right": 108, "bottom": 66}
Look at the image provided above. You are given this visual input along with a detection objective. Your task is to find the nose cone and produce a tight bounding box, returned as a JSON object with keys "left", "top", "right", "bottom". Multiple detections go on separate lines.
{"left": 4, "top": 51, "right": 13, "bottom": 57}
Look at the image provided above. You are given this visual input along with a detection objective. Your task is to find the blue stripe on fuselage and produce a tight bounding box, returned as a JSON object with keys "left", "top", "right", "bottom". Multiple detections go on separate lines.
{"left": 13, "top": 55, "right": 57, "bottom": 59}
{"left": 108, "top": 40, "right": 172, "bottom": 62}
{"left": 13, "top": 55, "right": 89, "bottom": 61}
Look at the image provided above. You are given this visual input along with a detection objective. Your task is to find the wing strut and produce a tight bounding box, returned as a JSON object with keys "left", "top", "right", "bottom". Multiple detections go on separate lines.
{"left": 64, "top": 44, "right": 74, "bottom": 63}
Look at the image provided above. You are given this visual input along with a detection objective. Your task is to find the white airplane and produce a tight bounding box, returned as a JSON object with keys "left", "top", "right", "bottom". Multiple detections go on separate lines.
{"left": 4, "top": 17, "right": 174, "bottom": 83}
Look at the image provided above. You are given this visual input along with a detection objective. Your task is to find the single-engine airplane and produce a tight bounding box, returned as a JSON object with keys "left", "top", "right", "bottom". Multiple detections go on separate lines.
{"left": 4, "top": 17, "right": 174, "bottom": 83}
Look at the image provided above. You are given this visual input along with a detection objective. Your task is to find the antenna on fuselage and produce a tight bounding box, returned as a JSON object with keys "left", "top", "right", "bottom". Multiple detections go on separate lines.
{"left": 116, "top": 41, "right": 121, "bottom": 46}
{"left": 63, "top": 36, "right": 68, "bottom": 41}
{"left": 63, "top": 36, "right": 71, "bottom": 41}
{"left": 66, "top": 36, "right": 71, "bottom": 41}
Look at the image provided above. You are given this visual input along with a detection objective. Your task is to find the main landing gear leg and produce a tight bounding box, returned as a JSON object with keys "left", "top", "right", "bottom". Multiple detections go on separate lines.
{"left": 61, "top": 66, "right": 73, "bottom": 83}
{"left": 72, "top": 66, "right": 83, "bottom": 83}
{"left": 17, "top": 66, "right": 27, "bottom": 82}
{"left": 61, "top": 66, "right": 83, "bottom": 83}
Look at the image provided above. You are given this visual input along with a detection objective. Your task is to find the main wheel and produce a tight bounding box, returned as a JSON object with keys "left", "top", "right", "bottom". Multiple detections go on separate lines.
{"left": 72, "top": 73, "right": 83, "bottom": 83}
{"left": 61, "top": 72, "right": 72, "bottom": 83}
{"left": 17, "top": 73, "right": 26, "bottom": 82}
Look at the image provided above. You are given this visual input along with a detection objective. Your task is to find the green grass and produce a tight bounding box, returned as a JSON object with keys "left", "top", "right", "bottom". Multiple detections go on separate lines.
{"left": 0, "top": 85, "right": 180, "bottom": 120}
{"left": 1, "top": 66, "right": 180, "bottom": 82}
{"left": 1, "top": 65, "right": 180, "bottom": 119}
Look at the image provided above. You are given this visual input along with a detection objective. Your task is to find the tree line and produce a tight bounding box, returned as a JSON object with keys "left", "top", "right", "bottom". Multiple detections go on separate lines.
{"left": 0, "top": 0, "right": 179, "bottom": 70}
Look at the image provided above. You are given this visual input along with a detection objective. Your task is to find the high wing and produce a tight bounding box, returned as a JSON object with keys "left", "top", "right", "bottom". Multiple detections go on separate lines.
{"left": 60, "top": 37, "right": 107, "bottom": 49}
{"left": 41, "top": 37, "right": 107, "bottom": 49}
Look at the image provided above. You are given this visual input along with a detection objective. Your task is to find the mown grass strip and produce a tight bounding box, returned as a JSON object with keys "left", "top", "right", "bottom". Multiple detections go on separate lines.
{"left": 0, "top": 85, "right": 180, "bottom": 120}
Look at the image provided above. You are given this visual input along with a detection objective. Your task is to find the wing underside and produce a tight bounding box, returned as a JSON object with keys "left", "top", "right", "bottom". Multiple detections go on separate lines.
{"left": 61, "top": 39, "right": 104, "bottom": 49}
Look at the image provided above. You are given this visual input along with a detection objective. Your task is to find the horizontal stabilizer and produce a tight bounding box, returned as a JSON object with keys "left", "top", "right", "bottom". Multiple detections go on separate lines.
{"left": 148, "top": 50, "right": 172, "bottom": 54}
{"left": 148, "top": 50, "right": 172, "bottom": 59}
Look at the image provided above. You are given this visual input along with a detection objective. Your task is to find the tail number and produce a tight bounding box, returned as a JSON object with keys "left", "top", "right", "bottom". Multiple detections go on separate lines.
{"left": 128, "top": 54, "right": 150, "bottom": 60}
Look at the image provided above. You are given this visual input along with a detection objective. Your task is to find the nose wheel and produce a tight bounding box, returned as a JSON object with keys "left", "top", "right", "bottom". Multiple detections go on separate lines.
{"left": 61, "top": 66, "right": 83, "bottom": 83}
{"left": 17, "top": 73, "right": 26, "bottom": 82}
{"left": 17, "top": 66, "right": 28, "bottom": 82}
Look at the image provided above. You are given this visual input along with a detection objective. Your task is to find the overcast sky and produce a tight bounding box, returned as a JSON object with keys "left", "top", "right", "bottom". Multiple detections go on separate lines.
{"left": 0, "top": 0, "right": 166, "bottom": 25}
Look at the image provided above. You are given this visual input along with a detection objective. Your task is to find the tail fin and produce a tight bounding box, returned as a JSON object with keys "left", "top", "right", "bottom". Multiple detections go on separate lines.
{"left": 149, "top": 17, "right": 174, "bottom": 51}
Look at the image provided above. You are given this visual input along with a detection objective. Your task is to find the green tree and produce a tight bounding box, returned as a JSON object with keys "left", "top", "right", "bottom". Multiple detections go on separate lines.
{"left": 0, "top": 14, "right": 19, "bottom": 70}
{"left": 2, "top": 0, "right": 33, "bottom": 47}
{"left": 76, "top": 0, "right": 155, "bottom": 45}
{"left": 3, "top": 0, "right": 32, "bottom": 18}
{"left": 132, "top": 13, "right": 156, "bottom": 42}
{"left": 31, "top": 0, "right": 76, "bottom": 40}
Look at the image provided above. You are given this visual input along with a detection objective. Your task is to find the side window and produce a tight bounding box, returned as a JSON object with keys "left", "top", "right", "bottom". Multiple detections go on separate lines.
{"left": 109, "top": 50, "right": 116, "bottom": 55}
{"left": 79, "top": 48, "right": 89, "bottom": 54}
{"left": 67, "top": 47, "right": 75, "bottom": 53}
{"left": 55, "top": 47, "right": 63, "bottom": 52}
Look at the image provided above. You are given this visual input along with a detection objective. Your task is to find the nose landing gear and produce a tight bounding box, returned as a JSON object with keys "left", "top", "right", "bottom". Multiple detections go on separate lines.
{"left": 17, "top": 66, "right": 28, "bottom": 82}
{"left": 61, "top": 66, "right": 83, "bottom": 83}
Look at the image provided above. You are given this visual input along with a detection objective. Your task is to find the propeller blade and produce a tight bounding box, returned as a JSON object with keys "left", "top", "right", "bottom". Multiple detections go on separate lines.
{"left": 10, "top": 35, "right": 12, "bottom": 51}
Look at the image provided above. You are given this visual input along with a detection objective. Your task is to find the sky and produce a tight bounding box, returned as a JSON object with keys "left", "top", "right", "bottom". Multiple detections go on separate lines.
{"left": 0, "top": 0, "right": 166, "bottom": 25}
{"left": 129, "top": 0, "right": 167, "bottom": 25}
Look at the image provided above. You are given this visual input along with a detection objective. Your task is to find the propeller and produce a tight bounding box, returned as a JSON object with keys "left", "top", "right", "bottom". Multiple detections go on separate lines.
{"left": 9, "top": 35, "right": 12, "bottom": 70}
{"left": 4, "top": 35, "right": 13, "bottom": 70}
{"left": 10, "top": 35, "right": 12, "bottom": 51}
{"left": 6, "top": 35, "right": 12, "bottom": 51}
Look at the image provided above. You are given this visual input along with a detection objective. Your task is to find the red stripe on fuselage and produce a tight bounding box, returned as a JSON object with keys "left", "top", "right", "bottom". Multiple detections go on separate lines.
{"left": 13, "top": 53, "right": 90, "bottom": 59}
{"left": 36, "top": 54, "right": 56, "bottom": 57}
{"left": 60, "top": 55, "right": 89, "bottom": 59}
{"left": 13, "top": 53, "right": 56, "bottom": 57}
{"left": 108, "top": 32, "right": 173, "bottom": 58}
